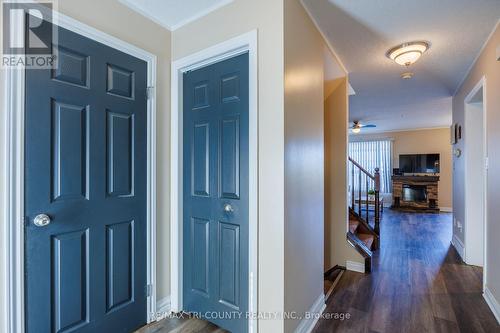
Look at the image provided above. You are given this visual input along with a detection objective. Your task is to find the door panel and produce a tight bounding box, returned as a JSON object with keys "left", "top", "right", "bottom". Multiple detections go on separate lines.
{"left": 183, "top": 53, "right": 249, "bottom": 333}
{"left": 106, "top": 220, "right": 134, "bottom": 312}
{"left": 192, "top": 123, "right": 211, "bottom": 197}
{"left": 218, "top": 222, "right": 240, "bottom": 309}
{"left": 51, "top": 101, "right": 89, "bottom": 201}
{"left": 106, "top": 111, "right": 134, "bottom": 197}
{"left": 191, "top": 217, "right": 210, "bottom": 295}
{"left": 220, "top": 117, "right": 240, "bottom": 199}
{"left": 25, "top": 18, "right": 148, "bottom": 333}
{"left": 52, "top": 229, "right": 89, "bottom": 332}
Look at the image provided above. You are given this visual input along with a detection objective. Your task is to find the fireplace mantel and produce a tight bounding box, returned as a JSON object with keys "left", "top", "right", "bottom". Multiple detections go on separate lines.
{"left": 392, "top": 175, "right": 440, "bottom": 212}
{"left": 392, "top": 175, "right": 440, "bottom": 182}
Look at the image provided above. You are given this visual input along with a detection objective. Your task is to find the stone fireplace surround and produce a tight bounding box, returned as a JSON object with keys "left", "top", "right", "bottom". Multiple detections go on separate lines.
{"left": 391, "top": 175, "right": 440, "bottom": 212}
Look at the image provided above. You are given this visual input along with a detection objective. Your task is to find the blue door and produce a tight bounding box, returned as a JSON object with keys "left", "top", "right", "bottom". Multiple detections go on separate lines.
{"left": 25, "top": 18, "right": 148, "bottom": 332}
{"left": 183, "top": 53, "right": 249, "bottom": 332}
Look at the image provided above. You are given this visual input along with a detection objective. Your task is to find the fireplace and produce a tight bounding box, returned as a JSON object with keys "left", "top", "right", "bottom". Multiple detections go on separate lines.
{"left": 392, "top": 175, "right": 439, "bottom": 212}
{"left": 402, "top": 184, "right": 427, "bottom": 203}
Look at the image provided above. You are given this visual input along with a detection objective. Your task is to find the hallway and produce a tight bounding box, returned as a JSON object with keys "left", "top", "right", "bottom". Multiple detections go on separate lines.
{"left": 315, "top": 210, "right": 500, "bottom": 332}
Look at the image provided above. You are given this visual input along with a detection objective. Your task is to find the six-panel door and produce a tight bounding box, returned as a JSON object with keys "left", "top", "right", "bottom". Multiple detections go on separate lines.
{"left": 183, "top": 53, "right": 249, "bottom": 333}
{"left": 25, "top": 19, "right": 148, "bottom": 333}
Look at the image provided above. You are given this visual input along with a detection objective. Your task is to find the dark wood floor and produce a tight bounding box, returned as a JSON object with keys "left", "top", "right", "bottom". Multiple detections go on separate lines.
{"left": 314, "top": 210, "right": 500, "bottom": 333}
{"left": 136, "top": 313, "right": 227, "bottom": 333}
{"left": 138, "top": 210, "right": 499, "bottom": 333}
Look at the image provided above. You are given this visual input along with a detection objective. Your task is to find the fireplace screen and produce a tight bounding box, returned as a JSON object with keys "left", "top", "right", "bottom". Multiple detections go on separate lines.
{"left": 402, "top": 184, "right": 427, "bottom": 202}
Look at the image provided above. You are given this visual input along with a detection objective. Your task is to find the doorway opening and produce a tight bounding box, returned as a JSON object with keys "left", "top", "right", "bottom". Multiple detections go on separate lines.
{"left": 464, "top": 77, "right": 487, "bottom": 270}
{"left": 170, "top": 31, "right": 258, "bottom": 333}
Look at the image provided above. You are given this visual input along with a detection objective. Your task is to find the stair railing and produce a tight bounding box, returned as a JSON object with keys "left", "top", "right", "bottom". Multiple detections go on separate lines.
{"left": 348, "top": 157, "right": 381, "bottom": 234}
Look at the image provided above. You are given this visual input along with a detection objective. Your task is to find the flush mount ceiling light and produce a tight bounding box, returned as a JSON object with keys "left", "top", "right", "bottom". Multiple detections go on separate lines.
{"left": 401, "top": 72, "right": 414, "bottom": 79}
{"left": 387, "top": 41, "right": 429, "bottom": 66}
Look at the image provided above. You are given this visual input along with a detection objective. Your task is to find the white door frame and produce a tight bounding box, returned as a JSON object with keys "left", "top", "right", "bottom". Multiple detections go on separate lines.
{"left": 463, "top": 75, "right": 487, "bottom": 289}
{"left": 170, "top": 30, "right": 258, "bottom": 333}
{"left": 2, "top": 10, "right": 158, "bottom": 333}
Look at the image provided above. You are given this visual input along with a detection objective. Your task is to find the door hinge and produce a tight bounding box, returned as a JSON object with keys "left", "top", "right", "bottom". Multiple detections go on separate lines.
{"left": 146, "top": 284, "right": 153, "bottom": 297}
{"left": 147, "top": 86, "right": 154, "bottom": 100}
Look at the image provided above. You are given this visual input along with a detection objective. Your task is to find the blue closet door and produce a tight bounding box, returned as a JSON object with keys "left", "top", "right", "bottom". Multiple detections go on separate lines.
{"left": 25, "top": 17, "right": 148, "bottom": 333}
{"left": 183, "top": 53, "right": 249, "bottom": 333}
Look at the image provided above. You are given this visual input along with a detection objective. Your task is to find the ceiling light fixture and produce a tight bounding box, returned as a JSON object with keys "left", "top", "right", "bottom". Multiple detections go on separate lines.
{"left": 401, "top": 72, "right": 414, "bottom": 79}
{"left": 387, "top": 41, "right": 429, "bottom": 66}
{"left": 352, "top": 127, "right": 361, "bottom": 134}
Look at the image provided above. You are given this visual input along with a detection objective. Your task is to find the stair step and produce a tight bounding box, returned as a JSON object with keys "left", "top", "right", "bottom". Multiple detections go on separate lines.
{"left": 357, "top": 233, "right": 374, "bottom": 250}
{"left": 349, "top": 220, "right": 359, "bottom": 233}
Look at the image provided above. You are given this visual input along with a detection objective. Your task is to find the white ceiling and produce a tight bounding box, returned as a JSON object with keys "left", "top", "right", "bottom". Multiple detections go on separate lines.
{"left": 119, "top": 0, "right": 233, "bottom": 31}
{"left": 303, "top": 0, "right": 500, "bottom": 133}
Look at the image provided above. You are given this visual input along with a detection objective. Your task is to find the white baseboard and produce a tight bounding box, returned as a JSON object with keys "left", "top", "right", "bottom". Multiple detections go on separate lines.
{"left": 294, "top": 293, "right": 326, "bottom": 333}
{"left": 156, "top": 296, "right": 171, "bottom": 315}
{"left": 346, "top": 260, "right": 365, "bottom": 273}
{"left": 440, "top": 207, "right": 453, "bottom": 212}
{"left": 451, "top": 234, "right": 465, "bottom": 261}
{"left": 484, "top": 287, "right": 500, "bottom": 324}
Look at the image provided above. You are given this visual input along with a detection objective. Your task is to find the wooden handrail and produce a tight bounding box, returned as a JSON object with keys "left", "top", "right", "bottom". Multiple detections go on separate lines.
{"left": 348, "top": 157, "right": 381, "bottom": 236}
{"left": 348, "top": 157, "right": 375, "bottom": 180}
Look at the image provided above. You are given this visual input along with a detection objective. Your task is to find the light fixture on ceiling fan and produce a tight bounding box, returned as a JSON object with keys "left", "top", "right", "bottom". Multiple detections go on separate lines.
{"left": 387, "top": 41, "right": 429, "bottom": 67}
{"left": 350, "top": 121, "right": 376, "bottom": 133}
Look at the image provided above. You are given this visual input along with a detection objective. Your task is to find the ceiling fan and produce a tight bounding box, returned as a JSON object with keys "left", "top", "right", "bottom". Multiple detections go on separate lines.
{"left": 350, "top": 121, "right": 376, "bottom": 133}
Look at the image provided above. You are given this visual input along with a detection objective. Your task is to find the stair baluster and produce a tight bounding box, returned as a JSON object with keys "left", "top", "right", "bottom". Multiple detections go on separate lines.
{"left": 374, "top": 168, "right": 381, "bottom": 234}
{"left": 348, "top": 157, "right": 381, "bottom": 235}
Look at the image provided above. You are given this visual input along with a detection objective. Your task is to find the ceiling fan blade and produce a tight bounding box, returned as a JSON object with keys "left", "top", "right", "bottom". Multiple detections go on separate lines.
{"left": 361, "top": 124, "right": 376, "bottom": 128}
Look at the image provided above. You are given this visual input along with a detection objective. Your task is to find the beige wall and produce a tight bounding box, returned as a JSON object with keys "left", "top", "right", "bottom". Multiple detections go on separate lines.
{"left": 351, "top": 128, "right": 453, "bottom": 209}
{"left": 452, "top": 24, "right": 500, "bottom": 306}
{"left": 283, "top": 0, "right": 325, "bottom": 331}
{"left": 324, "top": 78, "right": 364, "bottom": 271}
{"left": 0, "top": 0, "right": 173, "bottom": 324}
{"left": 172, "top": 1, "right": 286, "bottom": 331}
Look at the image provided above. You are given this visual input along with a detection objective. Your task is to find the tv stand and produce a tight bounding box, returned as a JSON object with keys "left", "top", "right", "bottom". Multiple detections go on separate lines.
{"left": 391, "top": 175, "right": 440, "bottom": 212}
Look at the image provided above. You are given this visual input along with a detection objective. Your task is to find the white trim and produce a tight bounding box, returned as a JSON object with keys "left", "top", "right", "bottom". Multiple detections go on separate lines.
{"left": 454, "top": 19, "right": 499, "bottom": 96}
{"left": 440, "top": 207, "right": 453, "bottom": 213}
{"left": 484, "top": 287, "right": 500, "bottom": 324}
{"left": 299, "top": 0, "right": 348, "bottom": 74}
{"left": 451, "top": 234, "right": 466, "bottom": 261}
{"left": 3, "top": 24, "right": 26, "bottom": 333}
{"left": 156, "top": 296, "right": 172, "bottom": 316}
{"left": 169, "top": 0, "right": 233, "bottom": 31}
{"left": 2, "top": 10, "right": 158, "bottom": 332}
{"left": 170, "top": 30, "right": 258, "bottom": 333}
{"left": 118, "top": 0, "right": 233, "bottom": 31}
{"left": 118, "top": 0, "right": 174, "bottom": 31}
{"left": 463, "top": 76, "right": 488, "bottom": 286}
{"left": 346, "top": 260, "right": 365, "bottom": 273}
{"left": 294, "top": 293, "right": 326, "bottom": 333}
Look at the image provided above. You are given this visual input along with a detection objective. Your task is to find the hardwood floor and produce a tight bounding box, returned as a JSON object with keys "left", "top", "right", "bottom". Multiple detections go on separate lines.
{"left": 139, "top": 210, "right": 499, "bottom": 333}
{"left": 136, "top": 313, "right": 227, "bottom": 333}
{"left": 313, "top": 210, "right": 500, "bottom": 333}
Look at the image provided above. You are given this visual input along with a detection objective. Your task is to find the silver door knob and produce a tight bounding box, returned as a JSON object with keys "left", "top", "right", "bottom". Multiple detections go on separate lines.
{"left": 33, "top": 214, "right": 51, "bottom": 227}
{"left": 223, "top": 204, "right": 233, "bottom": 213}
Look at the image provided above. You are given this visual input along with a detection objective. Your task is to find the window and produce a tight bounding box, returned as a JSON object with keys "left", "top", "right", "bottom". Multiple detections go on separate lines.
{"left": 349, "top": 140, "right": 393, "bottom": 193}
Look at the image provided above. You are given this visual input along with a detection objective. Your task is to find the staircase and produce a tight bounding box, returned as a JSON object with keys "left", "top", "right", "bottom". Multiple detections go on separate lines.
{"left": 347, "top": 157, "right": 381, "bottom": 273}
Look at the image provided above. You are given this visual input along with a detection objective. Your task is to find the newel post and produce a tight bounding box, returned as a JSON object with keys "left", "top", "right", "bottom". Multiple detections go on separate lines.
{"left": 374, "top": 168, "right": 381, "bottom": 235}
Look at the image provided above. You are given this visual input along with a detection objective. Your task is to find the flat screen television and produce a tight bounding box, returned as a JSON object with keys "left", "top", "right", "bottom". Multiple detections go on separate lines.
{"left": 399, "top": 154, "right": 440, "bottom": 174}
